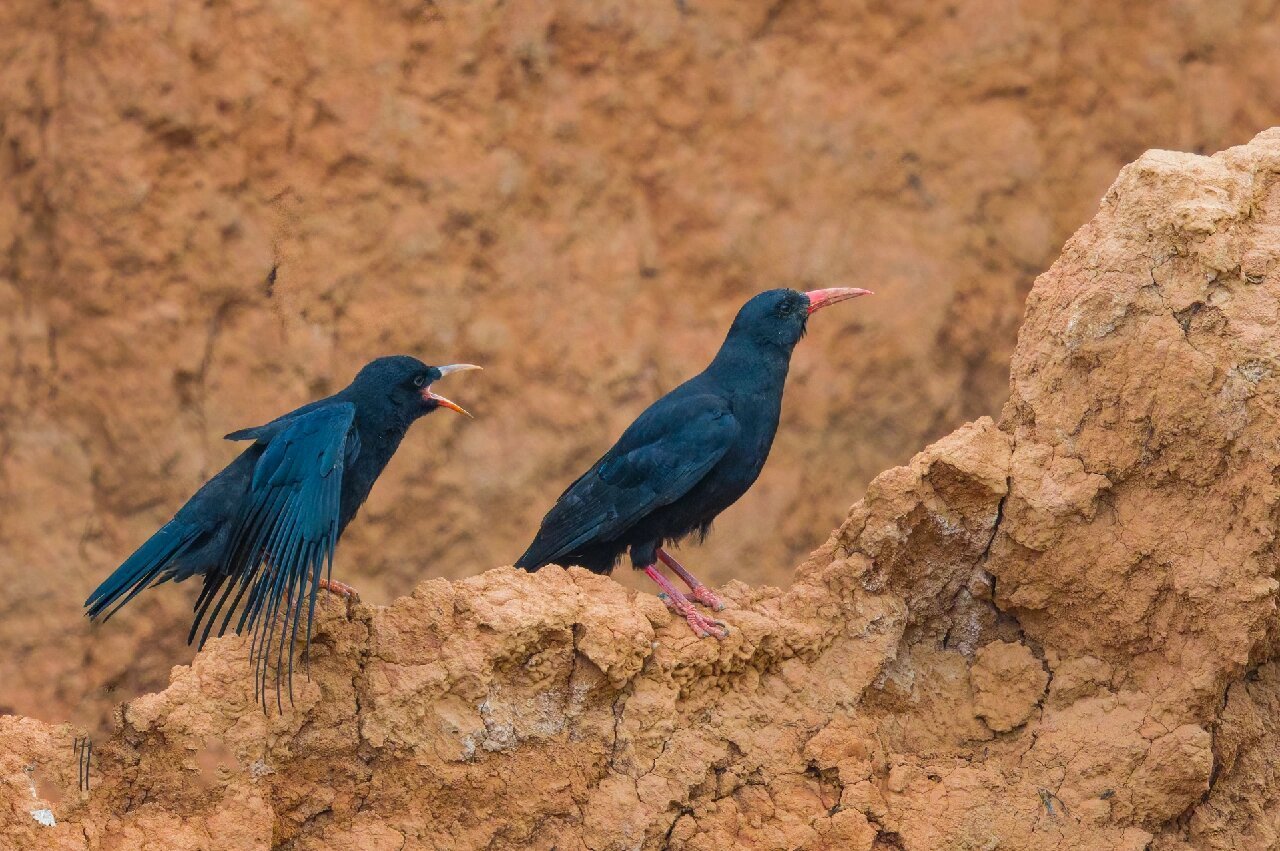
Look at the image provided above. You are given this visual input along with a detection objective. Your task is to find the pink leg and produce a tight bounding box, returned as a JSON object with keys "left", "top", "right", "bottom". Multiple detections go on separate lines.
{"left": 318, "top": 578, "right": 360, "bottom": 602}
{"left": 656, "top": 548, "right": 725, "bottom": 612}
{"left": 643, "top": 565, "right": 729, "bottom": 639}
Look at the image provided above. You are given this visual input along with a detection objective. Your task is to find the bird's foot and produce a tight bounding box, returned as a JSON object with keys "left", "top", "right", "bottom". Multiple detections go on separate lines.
{"left": 645, "top": 565, "right": 729, "bottom": 639}
{"left": 657, "top": 593, "right": 730, "bottom": 639}
{"left": 687, "top": 584, "right": 726, "bottom": 612}
{"left": 318, "top": 578, "right": 360, "bottom": 602}
{"left": 656, "top": 547, "right": 726, "bottom": 612}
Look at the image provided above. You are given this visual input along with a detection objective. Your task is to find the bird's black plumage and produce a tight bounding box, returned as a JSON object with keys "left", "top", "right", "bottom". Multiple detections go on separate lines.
{"left": 85, "top": 355, "right": 478, "bottom": 709}
{"left": 516, "top": 287, "right": 868, "bottom": 581}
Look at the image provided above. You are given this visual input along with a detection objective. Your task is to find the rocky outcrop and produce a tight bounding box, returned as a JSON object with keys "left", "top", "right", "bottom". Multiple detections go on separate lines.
{"left": 4, "top": 0, "right": 1280, "bottom": 732}
{"left": 5, "top": 130, "right": 1280, "bottom": 850}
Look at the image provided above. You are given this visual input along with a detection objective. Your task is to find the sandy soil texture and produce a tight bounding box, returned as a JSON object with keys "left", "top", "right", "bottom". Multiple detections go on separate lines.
{"left": 5, "top": 127, "right": 1280, "bottom": 850}
{"left": 3, "top": 0, "right": 1279, "bottom": 734}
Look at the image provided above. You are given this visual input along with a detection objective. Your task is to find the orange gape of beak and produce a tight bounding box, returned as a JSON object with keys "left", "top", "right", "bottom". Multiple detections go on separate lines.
{"left": 803, "top": 287, "right": 873, "bottom": 315}
{"left": 424, "top": 390, "right": 472, "bottom": 417}
{"left": 421, "top": 363, "right": 481, "bottom": 417}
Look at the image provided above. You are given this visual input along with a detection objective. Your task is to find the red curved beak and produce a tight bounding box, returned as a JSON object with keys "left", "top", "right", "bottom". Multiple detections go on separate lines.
{"left": 804, "top": 287, "right": 873, "bottom": 315}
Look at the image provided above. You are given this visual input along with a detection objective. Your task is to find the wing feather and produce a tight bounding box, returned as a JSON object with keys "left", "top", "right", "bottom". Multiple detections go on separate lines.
{"left": 518, "top": 395, "right": 738, "bottom": 568}
{"left": 190, "top": 402, "right": 357, "bottom": 711}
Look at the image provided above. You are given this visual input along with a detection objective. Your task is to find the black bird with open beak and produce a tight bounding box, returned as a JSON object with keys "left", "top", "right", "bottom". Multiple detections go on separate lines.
{"left": 85, "top": 355, "right": 480, "bottom": 709}
{"left": 515, "top": 287, "right": 872, "bottom": 638}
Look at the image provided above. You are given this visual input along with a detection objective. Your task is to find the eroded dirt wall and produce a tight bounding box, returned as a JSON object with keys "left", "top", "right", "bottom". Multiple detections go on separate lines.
{"left": 3, "top": 128, "right": 1280, "bottom": 851}
{"left": 2, "top": 0, "right": 1278, "bottom": 732}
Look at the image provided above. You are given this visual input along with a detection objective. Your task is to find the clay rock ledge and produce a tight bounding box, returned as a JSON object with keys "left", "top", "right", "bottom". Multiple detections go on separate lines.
{"left": 6, "top": 130, "right": 1280, "bottom": 850}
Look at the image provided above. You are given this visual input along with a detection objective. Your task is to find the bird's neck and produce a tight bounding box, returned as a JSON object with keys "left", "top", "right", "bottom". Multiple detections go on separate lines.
{"left": 337, "top": 391, "right": 418, "bottom": 462}
{"left": 704, "top": 336, "right": 793, "bottom": 396}
{"left": 336, "top": 403, "right": 417, "bottom": 533}
{"left": 360, "top": 407, "right": 418, "bottom": 450}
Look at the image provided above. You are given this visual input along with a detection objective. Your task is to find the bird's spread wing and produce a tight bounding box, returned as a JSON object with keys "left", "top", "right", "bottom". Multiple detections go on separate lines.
{"left": 191, "top": 402, "right": 358, "bottom": 710}
{"left": 520, "top": 395, "right": 739, "bottom": 568}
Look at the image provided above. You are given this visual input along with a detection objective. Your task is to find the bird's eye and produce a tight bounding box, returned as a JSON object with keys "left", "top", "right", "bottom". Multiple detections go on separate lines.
{"left": 412, "top": 374, "right": 427, "bottom": 387}
{"left": 778, "top": 300, "right": 794, "bottom": 316}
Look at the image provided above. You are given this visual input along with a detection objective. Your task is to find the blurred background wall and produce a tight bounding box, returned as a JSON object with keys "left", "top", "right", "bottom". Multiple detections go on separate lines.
{"left": 1, "top": 0, "right": 1277, "bottom": 730}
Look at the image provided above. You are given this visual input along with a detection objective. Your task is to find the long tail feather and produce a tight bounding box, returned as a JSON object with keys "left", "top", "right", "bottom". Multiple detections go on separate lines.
{"left": 85, "top": 524, "right": 202, "bottom": 621}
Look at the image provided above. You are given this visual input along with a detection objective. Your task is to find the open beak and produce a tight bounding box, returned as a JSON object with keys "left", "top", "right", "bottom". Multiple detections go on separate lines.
{"left": 804, "top": 287, "right": 873, "bottom": 315}
{"left": 423, "top": 363, "right": 481, "bottom": 418}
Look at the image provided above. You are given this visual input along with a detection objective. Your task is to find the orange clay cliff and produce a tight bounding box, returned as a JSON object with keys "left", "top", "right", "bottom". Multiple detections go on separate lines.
{"left": 5, "top": 130, "right": 1280, "bottom": 850}
{"left": 5, "top": 0, "right": 1280, "bottom": 743}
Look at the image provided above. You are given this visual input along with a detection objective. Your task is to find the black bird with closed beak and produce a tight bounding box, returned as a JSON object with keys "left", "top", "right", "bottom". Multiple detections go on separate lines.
{"left": 515, "top": 287, "right": 871, "bottom": 638}
{"left": 85, "top": 355, "right": 480, "bottom": 709}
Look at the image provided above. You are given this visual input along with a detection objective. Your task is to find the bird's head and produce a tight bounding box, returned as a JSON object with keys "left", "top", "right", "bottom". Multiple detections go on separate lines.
{"left": 348, "top": 355, "right": 481, "bottom": 421}
{"left": 729, "top": 287, "right": 873, "bottom": 350}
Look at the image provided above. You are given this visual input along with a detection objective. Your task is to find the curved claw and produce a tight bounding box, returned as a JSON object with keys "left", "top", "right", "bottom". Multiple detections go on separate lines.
{"left": 686, "top": 612, "right": 729, "bottom": 640}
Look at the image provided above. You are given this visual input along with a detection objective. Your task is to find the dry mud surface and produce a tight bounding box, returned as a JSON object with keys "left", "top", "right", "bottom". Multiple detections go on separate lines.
{"left": 3, "top": 0, "right": 1280, "bottom": 731}
{"left": 5, "top": 128, "right": 1280, "bottom": 849}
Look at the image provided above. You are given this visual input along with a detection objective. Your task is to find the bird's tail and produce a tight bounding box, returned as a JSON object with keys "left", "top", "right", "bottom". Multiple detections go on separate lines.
{"left": 513, "top": 544, "right": 543, "bottom": 571}
{"left": 85, "top": 522, "right": 204, "bottom": 622}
